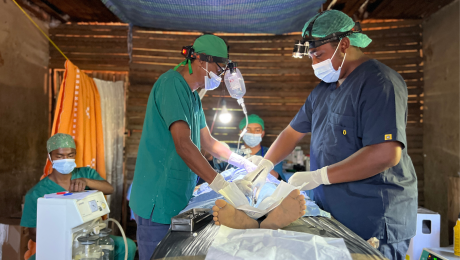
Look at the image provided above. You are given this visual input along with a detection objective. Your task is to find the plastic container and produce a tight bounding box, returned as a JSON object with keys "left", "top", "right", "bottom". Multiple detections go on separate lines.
{"left": 98, "top": 228, "right": 115, "bottom": 260}
{"left": 294, "top": 146, "right": 305, "bottom": 166}
{"left": 73, "top": 235, "right": 101, "bottom": 260}
{"left": 455, "top": 219, "right": 460, "bottom": 256}
{"left": 305, "top": 155, "right": 310, "bottom": 171}
{"left": 224, "top": 68, "right": 246, "bottom": 100}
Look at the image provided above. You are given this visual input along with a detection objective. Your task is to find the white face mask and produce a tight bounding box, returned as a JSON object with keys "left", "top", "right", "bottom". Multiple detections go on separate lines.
{"left": 49, "top": 154, "right": 76, "bottom": 174}
{"left": 243, "top": 133, "right": 262, "bottom": 148}
{"left": 202, "top": 62, "right": 222, "bottom": 90}
{"left": 312, "top": 40, "right": 346, "bottom": 83}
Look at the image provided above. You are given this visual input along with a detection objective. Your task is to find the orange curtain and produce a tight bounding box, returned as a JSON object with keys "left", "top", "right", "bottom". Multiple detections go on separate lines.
{"left": 43, "top": 61, "right": 106, "bottom": 179}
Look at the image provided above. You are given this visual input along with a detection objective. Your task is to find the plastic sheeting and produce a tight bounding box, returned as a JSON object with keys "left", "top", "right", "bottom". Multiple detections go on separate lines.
{"left": 101, "top": 0, "right": 326, "bottom": 34}
{"left": 206, "top": 226, "right": 352, "bottom": 260}
{"left": 93, "top": 79, "right": 125, "bottom": 218}
{"left": 152, "top": 217, "right": 386, "bottom": 260}
{"left": 152, "top": 168, "right": 385, "bottom": 259}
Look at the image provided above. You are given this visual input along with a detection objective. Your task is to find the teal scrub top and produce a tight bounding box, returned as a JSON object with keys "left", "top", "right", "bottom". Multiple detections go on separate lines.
{"left": 20, "top": 167, "right": 105, "bottom": 228}
{"left": 129, "top": 69, "right": 207, "bottom": 224}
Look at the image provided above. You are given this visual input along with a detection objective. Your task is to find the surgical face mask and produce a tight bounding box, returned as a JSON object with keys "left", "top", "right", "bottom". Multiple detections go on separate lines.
{"left": 243, "top": 133, "right": 262, "bottom": 148}
{"left": 202, "top": 62, "right": 222, "bottom": 90}
{"left": 50, "top": 156, "right": 76, "bottom": 174}
{"left": 312, "top": 40, "right": 346, "bottom": 83}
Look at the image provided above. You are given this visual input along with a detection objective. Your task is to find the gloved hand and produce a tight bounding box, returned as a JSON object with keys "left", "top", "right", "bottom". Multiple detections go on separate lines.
{"left": 247, "top": 155, "right": 263, "bottom": 166}
{"left": 288, "top": 166, "right": 330, "bottom": 190}
{"left": 228, "top": 152, "right": 258, "bottom": 173}
{"left": 240, "top": 159, "right": 274, "bottom": 196}
{"left": 209, "top": 174, "right": 229, "bottom": 193}
{"left": 233, "top": 178, "right": 253, "bottom": 196}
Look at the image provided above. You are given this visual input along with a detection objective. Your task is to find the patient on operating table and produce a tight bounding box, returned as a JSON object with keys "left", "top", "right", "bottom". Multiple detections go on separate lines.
{"left": 185, "top": 168, "right": 329, "bottom": 230}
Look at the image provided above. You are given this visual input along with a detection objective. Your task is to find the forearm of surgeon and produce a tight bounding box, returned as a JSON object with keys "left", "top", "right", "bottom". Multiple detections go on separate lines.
{"left": 327, "top": 141, "right": 402, "bottom": 184}
{"left": 171, "top": 121, "right": 217, "bottom": 183}
{"left": 264, "top": 125, "right": 307, "bottom": 165}
{"left": 200, "top": 126, "right": 232, "bottom": 161}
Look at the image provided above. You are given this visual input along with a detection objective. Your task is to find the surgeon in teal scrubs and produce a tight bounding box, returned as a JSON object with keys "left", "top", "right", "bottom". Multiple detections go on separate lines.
{"left": 20, "top": 133, "right": 137, "bottom": 260}
{"left": 245, "top": 11, "right": 417, "bottom": 260}
{"left": 129, "top": 35, "right": 256, "bottom": 260}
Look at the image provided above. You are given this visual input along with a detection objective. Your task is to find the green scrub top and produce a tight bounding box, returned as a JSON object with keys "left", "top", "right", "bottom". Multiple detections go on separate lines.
{"left": 20, "top": 167, "right": 105, "bottom": 228}
{"left": 129, "top": 69, "right": 207, "bottom": 224}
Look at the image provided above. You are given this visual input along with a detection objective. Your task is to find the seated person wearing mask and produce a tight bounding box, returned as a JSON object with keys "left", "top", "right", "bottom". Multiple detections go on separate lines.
{"left": 20, "top": 133, "right": 137, "bottom": 260}
{"left": 237, "top": 114, "right": 285, "bottom": 180}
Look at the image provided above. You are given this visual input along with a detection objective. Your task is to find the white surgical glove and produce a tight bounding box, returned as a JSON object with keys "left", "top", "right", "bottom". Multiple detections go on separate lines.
{"left": 288, "top": 166, "right": 330, "bottom": 190}
{"left": 209, "top": 174, "right": 229, "bottom": 193}
{"left": 228, "top": 152, "right": 258, "bottom": 173}
{"left": 233, "top": 179, "right": 253, "bottom": 196}
{"left": 241, "top": 159, "right": 274, "bottom": 196}
{"left": 247, "top": 155, "right": 263, "bottom": 166}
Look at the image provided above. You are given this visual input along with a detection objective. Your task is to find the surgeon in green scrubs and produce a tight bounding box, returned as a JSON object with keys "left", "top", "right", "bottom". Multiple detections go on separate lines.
{"left": 129, "top": 35, "right": 256, "bottom": 260}
{"left": 20, "top": 133, "right": 137, "bottom": 260}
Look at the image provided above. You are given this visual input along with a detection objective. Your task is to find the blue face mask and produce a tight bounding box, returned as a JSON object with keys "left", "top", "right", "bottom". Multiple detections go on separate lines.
{"left": 51, "top": 158, "right": 76, "bottom": 174}
{"left": 243, "top": 133, "right": 262, "bottom": 148}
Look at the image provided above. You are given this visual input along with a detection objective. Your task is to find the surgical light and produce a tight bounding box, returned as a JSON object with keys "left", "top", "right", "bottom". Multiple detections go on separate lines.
{"left": 219, "top": 100, "right": 232, "bottom": 124}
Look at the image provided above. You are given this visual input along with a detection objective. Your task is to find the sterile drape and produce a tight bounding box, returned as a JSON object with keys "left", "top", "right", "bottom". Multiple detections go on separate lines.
{"left": 42, "top": 61, "right": 106, "bottom": 179}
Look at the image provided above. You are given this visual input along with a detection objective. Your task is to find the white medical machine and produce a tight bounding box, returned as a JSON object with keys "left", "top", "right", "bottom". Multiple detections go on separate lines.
{"left": 36, "top": 191, "right": 110, "bottom": 260}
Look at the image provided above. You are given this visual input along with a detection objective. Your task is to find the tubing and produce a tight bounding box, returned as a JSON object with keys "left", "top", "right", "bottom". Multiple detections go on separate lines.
{"left": 108, "top": 218, "right": 128, "bottom": 260}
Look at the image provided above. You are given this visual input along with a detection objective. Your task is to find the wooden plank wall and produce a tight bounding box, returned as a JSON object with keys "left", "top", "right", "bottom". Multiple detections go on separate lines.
{"left": 126, "top": 20, "right": 425, "bottom": 205}
{"left": 49, "top": 23, "right": 129, "bottom": 71}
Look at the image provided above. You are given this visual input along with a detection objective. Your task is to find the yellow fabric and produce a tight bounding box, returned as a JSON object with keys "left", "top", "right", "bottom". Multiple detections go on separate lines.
{"left": 43, "top": 61, "right": 106, "bottom": 179}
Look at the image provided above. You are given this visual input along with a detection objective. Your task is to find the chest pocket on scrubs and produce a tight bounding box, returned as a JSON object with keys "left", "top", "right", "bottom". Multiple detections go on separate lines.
{"left": 324, "top": 112, "right": 357, "bottom": 161}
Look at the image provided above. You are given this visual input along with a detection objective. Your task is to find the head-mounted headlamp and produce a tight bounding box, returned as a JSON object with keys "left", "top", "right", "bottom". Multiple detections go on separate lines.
{"left": 181, "top": 45, "right": 237, "bottom": 76}
{"left": 181, "top": 46, "right": 229, "bottom": 65}
{"left": 292, "top": 12, "right": 362, "bottom": 58}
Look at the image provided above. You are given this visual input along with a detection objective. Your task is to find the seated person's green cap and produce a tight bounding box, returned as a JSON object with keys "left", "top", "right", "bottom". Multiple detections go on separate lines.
{"left": 239, "top": 114, "right": 265, "bottom": 130}
{"left": 302, "top": 10, "right": 372, "bottom": 48}
{"left": 47, "top": 133, "right": 76, "bottom": 153}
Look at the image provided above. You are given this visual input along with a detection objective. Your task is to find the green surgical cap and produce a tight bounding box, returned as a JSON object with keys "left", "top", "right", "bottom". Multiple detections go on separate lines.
{"left": 193, "top": 35, "right": 228, "bottom": 59}
{"left": 239, "top": 114, "right": 265, "bottom": 130}
{"left": 174, "top": 35, "right": 228, "bottom": 74}
{"left": 302, "top": 10, "right": 372, "bottom": 48}
{"left": 47, "top": 133, "right": 76, "bottom": 153}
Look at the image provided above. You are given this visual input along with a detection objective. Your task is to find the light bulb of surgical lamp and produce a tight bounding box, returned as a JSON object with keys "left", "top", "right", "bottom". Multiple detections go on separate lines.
{"left": 219, "top": 105, "right": 232, "bottom": 124}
